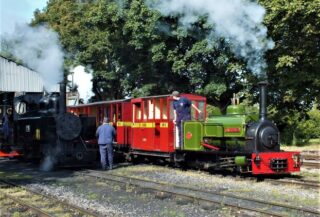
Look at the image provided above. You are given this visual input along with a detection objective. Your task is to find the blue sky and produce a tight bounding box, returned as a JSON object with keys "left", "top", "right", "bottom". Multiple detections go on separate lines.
{"left": 0, "top": 0, "right": 48, "bottom": 35}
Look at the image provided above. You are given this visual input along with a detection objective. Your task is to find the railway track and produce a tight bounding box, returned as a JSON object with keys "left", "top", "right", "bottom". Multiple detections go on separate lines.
{"left": 300, "top": 152, "right": 320, "bottom": 169}
{"left": 77, "top": 170, "right": 320, "bottom": 217}
{"left": 265, "top": 178, "right": 320, "bottom": 189}
{"left": 303, "top": 161, "right": 320, "bottom": 169}
{"left": 0, "top": 179, "right": 99, "bottom": 217}
{"left": 302, "top": 154, "right": 320, "bottom": 161}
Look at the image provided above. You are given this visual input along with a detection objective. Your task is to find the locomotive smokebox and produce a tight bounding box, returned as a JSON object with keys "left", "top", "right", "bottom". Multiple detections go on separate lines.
{"left": 258, "top": 81, "right": 268, "bottom": 121}
{"left": 59, "top": 82, "right": 66, "bottom": 114}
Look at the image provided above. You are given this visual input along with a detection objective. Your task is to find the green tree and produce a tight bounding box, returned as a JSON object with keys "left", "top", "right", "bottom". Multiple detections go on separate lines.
{"left": 32, "top": 0, "right": 249, "bottom": 111}
{"left": 31, "top": 0, "right": 319, "bottom": 131}
{"left": 258, "top": 0, "right": 320, "bottom": 143}
{"left": 259, "top": 0, "right": 320, "bottom": 112}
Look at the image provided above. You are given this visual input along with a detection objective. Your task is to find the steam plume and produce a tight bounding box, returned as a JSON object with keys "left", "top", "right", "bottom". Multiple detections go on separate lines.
{"left": 146, "top": 0, "right": 274, "bottom": 77}
{"left": 68, "top": 66, "right": 94, "bottom": 103}
{"left": 2, "top": 24, "right": 64, "bottom": 91}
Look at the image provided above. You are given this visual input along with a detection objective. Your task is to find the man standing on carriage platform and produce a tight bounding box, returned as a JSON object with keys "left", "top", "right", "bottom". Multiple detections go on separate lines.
{"left": 96, "top": 117, "right": 116, "bottom": 170}
{"left": 172, "top": 91, "right": 201, "bottom": 148}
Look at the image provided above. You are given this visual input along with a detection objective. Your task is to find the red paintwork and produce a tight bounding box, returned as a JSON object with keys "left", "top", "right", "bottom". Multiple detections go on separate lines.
{"left": 224, "top": 127, "right": 241, "bottom": 133}
{"left": 131, "top": 94, "right": 206, "bottom": 153}
{"left": 202, "top": 143, "right": 220, "bottom": 151}
{"left": 68, "top": 94, "right": 206, "bottom": 153}
{"left": 0, "top": 150, "right": 21, "bottom": 157}
{"left": 252, "top": 152, "right": 300, "bottom": 175}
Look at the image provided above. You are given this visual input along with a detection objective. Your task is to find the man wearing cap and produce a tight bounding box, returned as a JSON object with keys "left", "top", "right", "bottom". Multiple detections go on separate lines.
{"left": 172, "top": 91, "right": 201, "bottom": 148}
{"left": 96, "top": 117, "right": 116, "bottom": 170}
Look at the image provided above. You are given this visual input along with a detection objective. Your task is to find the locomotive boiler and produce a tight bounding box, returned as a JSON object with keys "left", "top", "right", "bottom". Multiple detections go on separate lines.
{"left": 13, "top": 83, "right": 98, "bottom": 166}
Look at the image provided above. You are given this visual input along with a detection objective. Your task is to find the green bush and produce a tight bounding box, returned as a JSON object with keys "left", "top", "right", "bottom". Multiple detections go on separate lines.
{"left": 294, "top": 107, "right": 320, "bottom": 144}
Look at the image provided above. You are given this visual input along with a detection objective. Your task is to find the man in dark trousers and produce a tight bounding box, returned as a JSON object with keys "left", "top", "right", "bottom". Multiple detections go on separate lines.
{"left": 96, "top": 117, "right": 116, "bottom": 170}
{"left": 172, "top": 91, "right": 201, "bottom": 148}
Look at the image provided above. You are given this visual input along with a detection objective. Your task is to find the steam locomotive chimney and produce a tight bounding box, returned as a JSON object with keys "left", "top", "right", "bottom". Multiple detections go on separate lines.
{"left": 258, "top": 81, "right": 268, "bottom": 121}
{"left": 59, "top": 81, "right": 66, "bottom": 114}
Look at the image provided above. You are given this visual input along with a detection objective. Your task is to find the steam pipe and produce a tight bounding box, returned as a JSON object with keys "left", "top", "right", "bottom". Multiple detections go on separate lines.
{"left": 258, "top": 81, "right": 268, "bottom": 121}
{"left": 59, "top": 81, "right": 66, "bottom": 114}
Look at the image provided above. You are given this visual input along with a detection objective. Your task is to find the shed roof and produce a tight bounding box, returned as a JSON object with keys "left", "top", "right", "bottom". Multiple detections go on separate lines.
{"left": 0, "top": 55, "right": 58, "bottom": 92}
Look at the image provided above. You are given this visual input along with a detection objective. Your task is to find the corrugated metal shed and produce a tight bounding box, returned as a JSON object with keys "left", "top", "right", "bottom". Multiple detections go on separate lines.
{"left": 0, "top": 55, "right": 58, "bottom": 92}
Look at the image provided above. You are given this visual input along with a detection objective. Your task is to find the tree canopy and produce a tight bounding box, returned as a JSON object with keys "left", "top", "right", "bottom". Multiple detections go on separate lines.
{"left": 28, "top": 0, "right": 320, "bottom": 143}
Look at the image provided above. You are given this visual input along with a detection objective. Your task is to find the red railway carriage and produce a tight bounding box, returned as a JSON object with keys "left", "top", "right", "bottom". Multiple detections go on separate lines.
{"left": 67, "top": 94, "right": 206, "bottom": 155}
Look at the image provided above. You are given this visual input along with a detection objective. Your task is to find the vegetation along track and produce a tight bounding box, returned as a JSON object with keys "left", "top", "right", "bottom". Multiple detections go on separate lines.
{"left": 0, "top": 179, "right": 98, "bottom": 217}
{"left": 265, "top": 178, "right": 320, "bottom": 189}
{"left": 77, "top": 170, "right": 320, "bottom": 217}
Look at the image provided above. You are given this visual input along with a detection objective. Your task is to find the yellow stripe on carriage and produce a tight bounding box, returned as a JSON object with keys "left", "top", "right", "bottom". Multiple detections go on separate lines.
{"left": 117, "top": 121, "right": 132, "bottom": 127}
{"left": 160, "top": 122, "right": 168, "bottom": 128}
{"left": 131, "top": 122, "right": 155, "bottom": 128}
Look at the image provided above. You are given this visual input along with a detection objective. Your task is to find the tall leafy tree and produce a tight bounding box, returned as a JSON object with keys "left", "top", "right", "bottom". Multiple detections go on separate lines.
{"left": 32, "top": 0, "right": 319, "bottom": 120}
{"left": 259, "top": 0, "right": 320, "bottom": 111}
{"left": 32, "top": 0, "right": 249, "bottom": 110}
{"left": 257, "top": 0, "right": 320, "bottom": 143}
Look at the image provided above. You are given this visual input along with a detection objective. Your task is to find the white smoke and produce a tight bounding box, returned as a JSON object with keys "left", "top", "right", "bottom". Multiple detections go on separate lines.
{"left": 40, "top": 155, "right": 56, "bottom": 172}
{"left": 39, "top": 142, "right": 61, "bottom": 172}
{"left": 2, "top": 24, "right": 64, "bottom": 91}
{"left": 68, "top": 65, "right": 94, "bottom": 103}
{"left": 147, "top": 0, "right": 274, "bottom": 76}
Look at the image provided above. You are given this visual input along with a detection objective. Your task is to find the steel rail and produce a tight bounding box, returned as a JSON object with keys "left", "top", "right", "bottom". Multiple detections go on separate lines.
{"left": 79, "top": 170, "right": 320, "bottom": 217}
{"left": 302, "top": 154, "right": 320, "bottom": 161}
{"left": 0, "top": 191, "right": 54, "bottom": 217}
{"left": 0, "top": 179, "right": 99, "bottom": 217}
{"left": 303, "top": 161, "right": 320, "bottom": 169}
{"left": 266, "top": 178, "right": 320, "bottom": 188}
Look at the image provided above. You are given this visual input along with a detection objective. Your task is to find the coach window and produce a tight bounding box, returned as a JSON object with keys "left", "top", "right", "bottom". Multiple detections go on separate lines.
{"left": 154, "top": 99, "right": 160, "bottom": 119}
{"left": 117, "top": 104, "right": 122, "bottom": 121}
{"left": 133, "top": 103, "right": 141, "bottom": 121}
{"left": 162, "top": 99, "right": 167, "bottom": 119}
{"left": 147, "top": 100, "right": 153, "bottom": 120}
{"left": 143, "top": 101, "right": 148, "bottom": 120}
{"left": 112, "top": 104, "right": 117, "bottom": 122}
{"left": 170, "top": 100, "right": 174, "bottom": 120}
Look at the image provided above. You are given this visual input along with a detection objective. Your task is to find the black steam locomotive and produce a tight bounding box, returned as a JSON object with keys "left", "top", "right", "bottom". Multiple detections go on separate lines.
{"left": 13, "top": 83, "right": 98, "bottom": 167}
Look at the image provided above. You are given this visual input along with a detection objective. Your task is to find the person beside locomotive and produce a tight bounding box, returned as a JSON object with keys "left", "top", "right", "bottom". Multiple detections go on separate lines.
{"left": 172, "top": 91, "right": 201, "bottom": 148}
{"left": 96, "top": 117, "right": 116, "bottom": 170}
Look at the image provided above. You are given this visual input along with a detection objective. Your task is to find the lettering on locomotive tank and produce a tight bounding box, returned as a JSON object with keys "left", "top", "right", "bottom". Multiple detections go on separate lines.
{"left": 25, "top": 125, "right": 30, "bottom": 133}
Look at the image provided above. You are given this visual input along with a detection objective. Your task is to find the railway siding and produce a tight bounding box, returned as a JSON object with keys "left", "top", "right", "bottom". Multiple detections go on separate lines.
{"left": 0, "top": 159, "right": 319, "bottom": 216}
{"left": 78, "top": 170, "right": 320, "bottom": 217}
{"left": 0, "top": 179, "right": 99, "bottom": 217}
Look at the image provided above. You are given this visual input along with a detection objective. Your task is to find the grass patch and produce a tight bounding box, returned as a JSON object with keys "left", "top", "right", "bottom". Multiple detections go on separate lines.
{"left": 158, "top": 209, "right": 185, "bottom": 217}
{"left": 281, "top": 143, "right": 320, "bottom": 152}
{"left": 87, "top": 192, "right": 99, "bottom": 200}
{"left": 0, "top": 171, "right": 33, "bottom": 180}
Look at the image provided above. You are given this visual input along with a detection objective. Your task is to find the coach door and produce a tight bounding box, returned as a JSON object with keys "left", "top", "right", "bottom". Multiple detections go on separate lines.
{"left": 131, "top": 99, "right": 155, "bottom": 151}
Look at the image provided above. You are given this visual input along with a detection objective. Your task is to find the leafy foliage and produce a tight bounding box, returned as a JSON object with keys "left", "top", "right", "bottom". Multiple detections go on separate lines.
{"left": 259, "top": 0, "right": 320, "bottom": 112}
{"left": 32, "top": 0, "right": 248, "bottom": 109}
{"left": 30, "top": 0, "right": 320, "bottom": 143}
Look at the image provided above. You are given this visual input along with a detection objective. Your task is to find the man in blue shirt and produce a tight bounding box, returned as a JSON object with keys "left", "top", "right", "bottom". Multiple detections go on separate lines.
{"left": 172, "top": 91, "right": 201, "bottom": 148}
{"left": 96, "top": 117, "right": 116, "bottom": 170}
